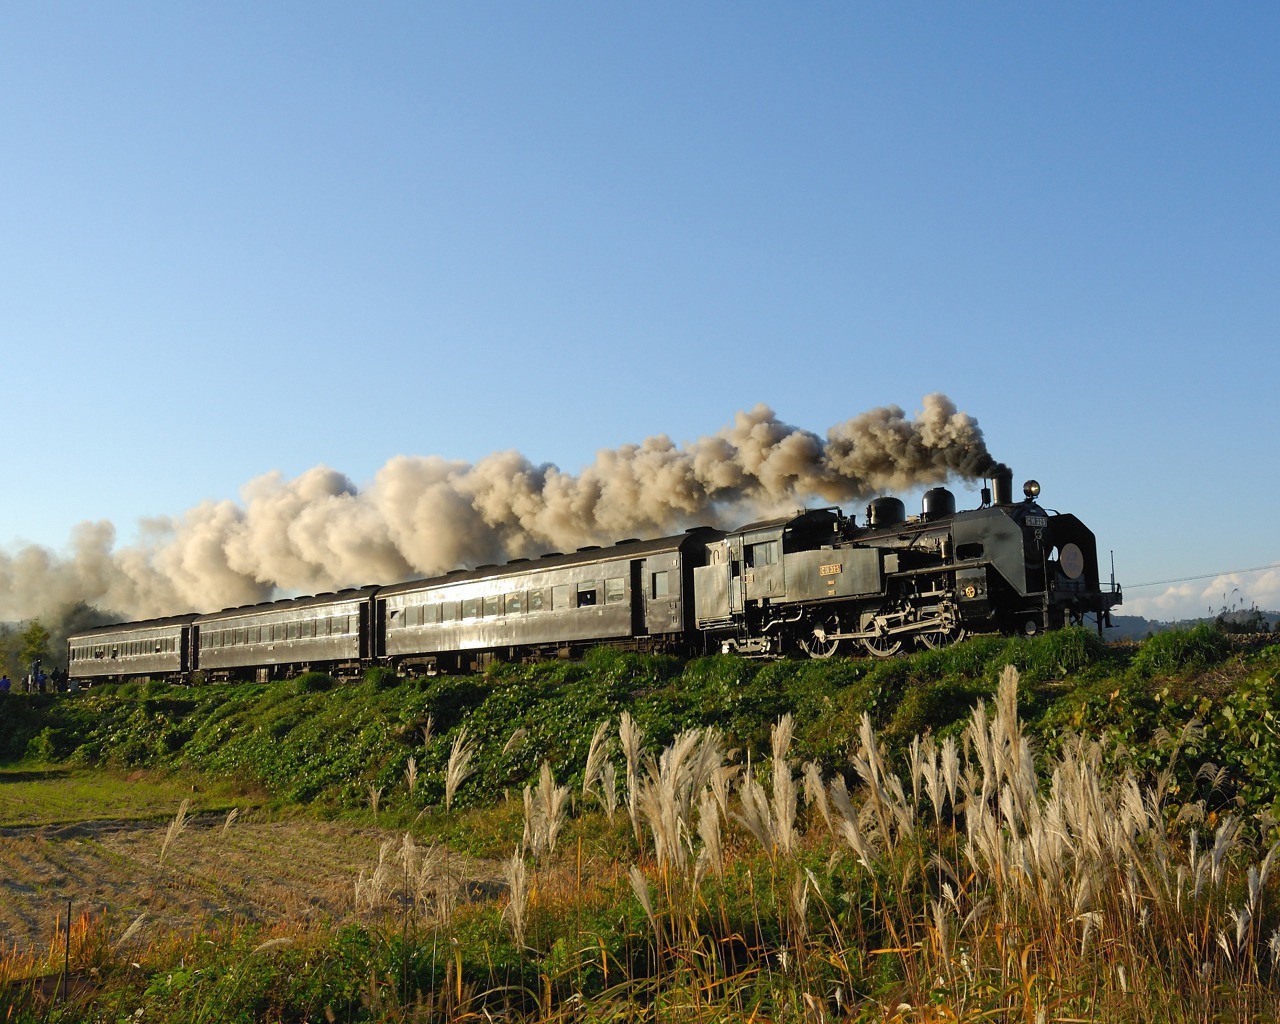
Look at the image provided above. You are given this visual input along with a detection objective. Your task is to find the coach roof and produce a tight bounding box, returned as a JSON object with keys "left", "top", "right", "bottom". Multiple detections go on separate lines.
{"left": 376, "top": 527, "right": 723, "bottom": 599}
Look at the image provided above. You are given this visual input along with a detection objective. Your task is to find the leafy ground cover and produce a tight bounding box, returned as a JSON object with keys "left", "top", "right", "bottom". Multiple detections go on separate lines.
{"left": 3, "top": 626, "right": 1280, "bottom": 1021}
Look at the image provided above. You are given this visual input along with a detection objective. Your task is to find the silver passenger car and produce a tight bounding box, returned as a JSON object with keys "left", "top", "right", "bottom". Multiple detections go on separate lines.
{"left": 67, "top": 614, "right": 197, "bottom": 685}
{"left": 376, "top": 528, "right": 723, "bottom": 672}
{"left": 194, "top": 587, "right": 378, "bottom": 681}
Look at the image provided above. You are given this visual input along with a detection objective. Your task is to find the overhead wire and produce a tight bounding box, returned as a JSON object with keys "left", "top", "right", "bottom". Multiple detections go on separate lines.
{"left": 1125, "top": 561, "right": 1280, "bottom": 589}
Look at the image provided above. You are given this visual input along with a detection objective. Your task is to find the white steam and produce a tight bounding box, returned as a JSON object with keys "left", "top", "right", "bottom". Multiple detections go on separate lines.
{"left": 1, "top": 395, "right": 1003, "bottom": 626}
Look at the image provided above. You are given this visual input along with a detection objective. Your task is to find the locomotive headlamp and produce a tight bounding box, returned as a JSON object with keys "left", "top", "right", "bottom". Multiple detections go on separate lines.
{"left": 1023, "top": 480, "right": 1041, "bottom": 500}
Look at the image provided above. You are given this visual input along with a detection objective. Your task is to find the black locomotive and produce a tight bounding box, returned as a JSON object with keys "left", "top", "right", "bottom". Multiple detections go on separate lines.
{"left": 67, "top": 469, "right": 1121, "bottom": 683}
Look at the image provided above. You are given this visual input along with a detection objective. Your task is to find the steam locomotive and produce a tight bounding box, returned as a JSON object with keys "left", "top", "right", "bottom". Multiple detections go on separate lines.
{"left": 67, "top": 469, "right": 1121, "bottom": 684}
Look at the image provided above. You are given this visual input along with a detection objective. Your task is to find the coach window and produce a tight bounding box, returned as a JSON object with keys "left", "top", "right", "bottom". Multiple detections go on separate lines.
{"left": 484, "top": 595, "right": 500, "bottom": 618}
{"left": 577, "top": 583, "right": 599, "bottom": 607}
{"left": 528, "top": 589, "right": 544, "bottom": 612}
{"left": 462, "top": 597, "right": 480, "bottom": 620}
{"left": 746, "top": 540, "right": 779, "bottom": 568}
{"left": 507, "top": 592, "right": 524, "bottom": 615}
{"left": 652, "top": 571, "right": 670, "bottom": 599}
{"left": 605, "top": 578, "right": 626, "bottom": 605}
{"left": 551, "top": 584, "right": 570, "bottom": 610}
{"left": 442, "top": 600, "right": 458, "bottom": 622}
{"left": 287, "top": 622, "right": 300, "bottom": 640}
{"left": 424, "top": 603, "right": 440, "bottom": 625}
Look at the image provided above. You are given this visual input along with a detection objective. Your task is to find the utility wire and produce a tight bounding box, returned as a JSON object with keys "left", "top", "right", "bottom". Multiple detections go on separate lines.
{"left": 1126, "top": 561, "right": 1280, "bottom": 589}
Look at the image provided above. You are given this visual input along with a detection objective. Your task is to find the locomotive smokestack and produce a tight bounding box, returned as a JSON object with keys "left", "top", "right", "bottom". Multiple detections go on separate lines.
{"left": 992, "top": 468, "right": 1013, "bottom": 505}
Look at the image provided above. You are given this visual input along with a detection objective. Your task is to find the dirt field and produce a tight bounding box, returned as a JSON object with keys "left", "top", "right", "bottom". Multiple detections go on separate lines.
{"left": 0, "top": 769, "right": 497, "bottom": 954}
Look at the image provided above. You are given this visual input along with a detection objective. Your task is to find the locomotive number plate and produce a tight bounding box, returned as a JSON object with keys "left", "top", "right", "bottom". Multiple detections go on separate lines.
{"left": 1025, "top": 515, "right": 1048, "bottom": 529}
{"left": 819, "top": 563, "right": 842, "bottom": 576}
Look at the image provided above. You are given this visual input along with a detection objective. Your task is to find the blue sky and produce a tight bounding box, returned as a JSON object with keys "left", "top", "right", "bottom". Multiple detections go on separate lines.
{"left": 3, "top": 3, "right": 1277, "bottom": 622}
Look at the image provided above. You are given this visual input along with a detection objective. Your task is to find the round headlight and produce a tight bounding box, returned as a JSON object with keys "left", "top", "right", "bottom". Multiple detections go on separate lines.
{"left": 1023, "top": 479, "right": 1041, "bottom": 499}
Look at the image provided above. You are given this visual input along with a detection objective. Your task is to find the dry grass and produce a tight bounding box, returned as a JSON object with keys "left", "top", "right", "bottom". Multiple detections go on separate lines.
{"left": 469, "top": 664, "right": 1280, "bottom": 1021}
{"left": 5, "top": 664, "right": 1280, "bottom": 1021}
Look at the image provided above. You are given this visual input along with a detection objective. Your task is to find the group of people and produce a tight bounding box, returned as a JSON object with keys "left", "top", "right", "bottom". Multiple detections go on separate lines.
{"left": 0, "top": 666, "right": 69, "bottom": 694}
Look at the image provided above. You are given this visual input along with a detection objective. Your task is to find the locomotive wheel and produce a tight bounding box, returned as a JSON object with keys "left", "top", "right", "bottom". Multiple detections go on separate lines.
{"left": 800, "top": 617, "right": 841, "bottom": 659}
{"left": 862, "top": 633, "right": 903, "bottom": 658}
{"left": 918, "top": 626, "right": 967, "bottom": 651}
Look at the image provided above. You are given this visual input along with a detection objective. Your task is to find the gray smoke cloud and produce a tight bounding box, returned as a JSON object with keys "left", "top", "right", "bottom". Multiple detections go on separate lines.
{"left": 1, "top": 394, "right": 1004, "bottom": 635}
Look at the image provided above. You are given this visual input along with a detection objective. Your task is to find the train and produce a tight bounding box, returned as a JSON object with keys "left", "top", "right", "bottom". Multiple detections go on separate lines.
{"left": 67, "top": 468, "right": 1122, "bottom": 685}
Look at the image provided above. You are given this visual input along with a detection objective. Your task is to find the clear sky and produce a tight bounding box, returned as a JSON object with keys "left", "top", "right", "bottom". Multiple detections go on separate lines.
{"left": 3, "top": 2, "right": 1277, "bottom": 622}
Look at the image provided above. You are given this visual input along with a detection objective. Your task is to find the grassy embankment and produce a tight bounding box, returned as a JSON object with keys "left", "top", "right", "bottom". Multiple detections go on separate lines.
{"left": 4, "top": 625, "right": 1280, "bottom": 1021}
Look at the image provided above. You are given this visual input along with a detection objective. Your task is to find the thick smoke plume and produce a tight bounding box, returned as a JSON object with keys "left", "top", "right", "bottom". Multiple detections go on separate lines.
{"left": 1, "top": 395, "right": 1003, "bottom": 636}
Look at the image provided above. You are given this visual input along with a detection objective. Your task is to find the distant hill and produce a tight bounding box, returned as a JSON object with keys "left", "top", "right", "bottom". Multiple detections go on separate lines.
{"left": 1106, "top": 608, "right": 1279, "bottom": 641}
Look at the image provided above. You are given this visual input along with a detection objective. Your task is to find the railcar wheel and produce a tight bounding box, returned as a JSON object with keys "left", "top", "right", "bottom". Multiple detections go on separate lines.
{"left": 800, "top": 617, "right": 841, "bottom": 659}
{"left": 862, "top": 633, "right": 903, "bottom": 658}
{"left": 918, "top": 627, "right": 966, "bottom": 651}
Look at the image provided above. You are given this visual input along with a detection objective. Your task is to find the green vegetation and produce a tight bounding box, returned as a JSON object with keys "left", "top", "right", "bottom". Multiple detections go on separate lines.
{"left": 0, "top": 765, "right": 253, "bottom": 828}
{"left": 5, "top": 626, "right": 1280, "bottom": 1021}
{"left": 0, "top": 619, "right": 52, "bottom": 681}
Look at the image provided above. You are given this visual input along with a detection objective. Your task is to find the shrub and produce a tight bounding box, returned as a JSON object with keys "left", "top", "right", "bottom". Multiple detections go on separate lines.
{"left": 1132, "top": 624, "right": 1230, "bottom": 677}
{"left": 294, "top": 671, "right": 335, "bottom": 694}
{"left": 363, "top": 666, "right": 399, "bottom": 690}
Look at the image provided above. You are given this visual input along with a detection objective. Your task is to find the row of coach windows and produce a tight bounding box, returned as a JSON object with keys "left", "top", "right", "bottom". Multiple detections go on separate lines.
{"left": 70, "top": 638, "right": 177, "bottom": 661}
{"left": 394, "top": 576, "right": 636, "bottom": 628}
{"left": 201, "top": 614, "right": 352, "bottom": 649}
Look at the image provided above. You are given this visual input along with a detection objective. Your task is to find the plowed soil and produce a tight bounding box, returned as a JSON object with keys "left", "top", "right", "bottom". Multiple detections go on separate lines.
{"left": 0, "top": 769, "right": 496, "bottom": 954}
{"left": 0, "top": 815, "right": 396, "bottom": 952}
